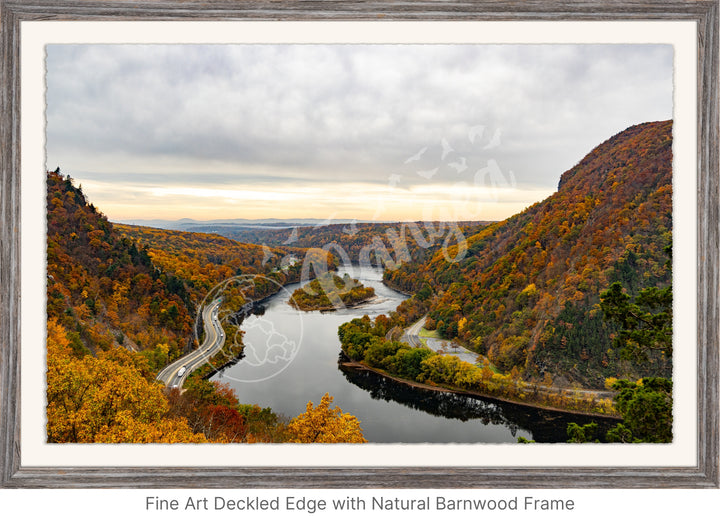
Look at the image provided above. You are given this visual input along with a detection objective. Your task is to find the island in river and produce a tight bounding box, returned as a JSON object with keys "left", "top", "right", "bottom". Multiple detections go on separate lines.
{"left": 289, "top": 271, "right": 376, "bottom": 311}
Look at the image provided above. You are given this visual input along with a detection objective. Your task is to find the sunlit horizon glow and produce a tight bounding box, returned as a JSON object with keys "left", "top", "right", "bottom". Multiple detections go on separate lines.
{"left": 46, "top": 44, "right": 673, "bottom": 224}
{"left": 79, "top": 179, "right": 554, "bottom": 223}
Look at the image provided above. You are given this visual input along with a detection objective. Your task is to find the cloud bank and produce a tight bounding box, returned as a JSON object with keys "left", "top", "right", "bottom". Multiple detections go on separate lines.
{"left": 46, "top": 44, "right": 673, "bottom": 221}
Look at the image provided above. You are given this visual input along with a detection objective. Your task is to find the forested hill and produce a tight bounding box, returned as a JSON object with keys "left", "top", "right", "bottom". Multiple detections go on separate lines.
{"left": 46, "top": 171, "right": 339, "bottom": 443}
{"left": 47, "top": 170, "right": 196, "bottom": 359}
{"left": 114, "top": 223, "right": 313, "bottom": 306}
{"left": 385, "top": 120, "right": 673, "bottom": 388}
{"left": 184, "top": 220, "right": 491, "bottom": 268}
{"left": 46, "top": 170, "right": 308, "bottom": 363}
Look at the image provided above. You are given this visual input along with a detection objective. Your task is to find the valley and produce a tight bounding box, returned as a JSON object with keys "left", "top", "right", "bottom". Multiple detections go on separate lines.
{"left": 45, "top": 120, "right": 673, "bottom": 444}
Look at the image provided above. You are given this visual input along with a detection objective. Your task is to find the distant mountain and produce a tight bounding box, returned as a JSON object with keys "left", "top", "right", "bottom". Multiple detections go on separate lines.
{"left": 179, "top": 220, "right": 491, "bottom": 268}
{"left": 119, "top": 218, "right": 492, "bottom": 270}
{"left": 385, "top": 120, "right": 673, "bottom": 388}
{"left": 120, "top": 217, "right": 379, "bottom": 231}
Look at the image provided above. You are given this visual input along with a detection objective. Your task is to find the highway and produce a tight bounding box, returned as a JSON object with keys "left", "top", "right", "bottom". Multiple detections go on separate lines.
{"left": 401, "top": 315, "right": 426, "bottom": 348}
{"left": 156, "top": 298, "right": 226, "bottom": 389}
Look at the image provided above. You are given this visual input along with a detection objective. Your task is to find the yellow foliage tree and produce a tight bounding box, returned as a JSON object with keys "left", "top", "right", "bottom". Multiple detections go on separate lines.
{"left": 286, "top": 393, "right": 367, "bottom": 443}
{"left": 46, "top": 319, "right": 206, "bottom": 443}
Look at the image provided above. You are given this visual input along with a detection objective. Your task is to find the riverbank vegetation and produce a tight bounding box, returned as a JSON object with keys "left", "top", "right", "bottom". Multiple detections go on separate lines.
{"left": 290, "top": 271, "right": 376, "bottom": 311}
{"left": 338, "top": 317, "right": 617, "bottom": 418}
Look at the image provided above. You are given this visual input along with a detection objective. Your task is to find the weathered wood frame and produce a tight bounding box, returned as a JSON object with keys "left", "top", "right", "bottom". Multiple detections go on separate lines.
{"left": 1, "top": 0, "right": 717, "bottom": 488}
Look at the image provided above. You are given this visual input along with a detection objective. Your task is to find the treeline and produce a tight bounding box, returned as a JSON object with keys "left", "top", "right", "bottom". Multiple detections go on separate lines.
{"left": 48, "top": 170, "right": 322, "bottom": 365}
{"left": 338, "top": 317, "right": 617, "bottom": 417}
{"left": 116, "top": 223, "right": 334, "bottom": 310}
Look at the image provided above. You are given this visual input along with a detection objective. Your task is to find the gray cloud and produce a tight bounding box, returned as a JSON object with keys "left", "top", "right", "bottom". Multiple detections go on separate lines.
{"left": 46, "top": 44, "right": 673, "bottom": 220}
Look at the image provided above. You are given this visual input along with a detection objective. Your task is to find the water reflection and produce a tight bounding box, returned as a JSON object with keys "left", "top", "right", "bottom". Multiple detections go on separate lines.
{"left": 215, "top": 264, "right": 617, "bottom": 443}
{"left": 339, "top": 359, "right": 618, "bottom": 443}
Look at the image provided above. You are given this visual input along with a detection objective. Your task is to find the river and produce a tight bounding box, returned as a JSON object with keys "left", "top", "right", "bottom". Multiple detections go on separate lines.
{"left": 211, "top": 265, "right": 613, "bottom": 443}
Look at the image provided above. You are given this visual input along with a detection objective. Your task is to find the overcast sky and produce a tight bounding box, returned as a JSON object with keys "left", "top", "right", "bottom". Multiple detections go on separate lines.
{"left": 46, "top": 44, "right": 673, "bottom": 222}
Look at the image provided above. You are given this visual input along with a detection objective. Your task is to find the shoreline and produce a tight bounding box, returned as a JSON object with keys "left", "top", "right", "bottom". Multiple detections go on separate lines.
{"left": 184, "top": 277, "right": 304, "bottom": 381}
{"left": 381, "top": 276, "right": 414, "bottom": 297}
{"left": 289, "top": 293, "right": 377, "bottom": 312}
{"left": 339, "top": 357, "right": 621, "bottom": 421}
{"left": 288, "top": 268, "right": 379, "bottom": 311}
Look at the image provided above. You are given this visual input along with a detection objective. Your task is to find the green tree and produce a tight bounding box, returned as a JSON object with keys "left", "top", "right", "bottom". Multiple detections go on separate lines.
{"left": 567, "top": 422, "right": 599, "bottom": 443}
{"left": 599, "top": 242, "right": 672, "bottom": 369}
{"left": 599, "top": 282, "right": 672, "bottom": 365}
{"left": 597, "top": 242, "right": 672, "bottom": 443}
{"left": 606, "top": 378, "right": 673, "bottom": 443}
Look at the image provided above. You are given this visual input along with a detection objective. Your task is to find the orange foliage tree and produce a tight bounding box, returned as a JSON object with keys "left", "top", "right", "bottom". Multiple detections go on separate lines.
{"left": 286, "top": 393, "right": 367, "bottom": 443}
{"left": 46, "top": 319, "right": 206, "bottom": 443}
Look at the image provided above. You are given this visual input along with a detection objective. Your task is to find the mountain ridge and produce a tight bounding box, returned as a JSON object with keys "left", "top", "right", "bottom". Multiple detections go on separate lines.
{"left": 385, "top": 120, "right": 673, "bottom": 388}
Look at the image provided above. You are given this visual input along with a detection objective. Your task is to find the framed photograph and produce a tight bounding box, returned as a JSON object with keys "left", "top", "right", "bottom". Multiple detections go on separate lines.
{"left": 1, "top": 1, "right": 717, "bottom": 489}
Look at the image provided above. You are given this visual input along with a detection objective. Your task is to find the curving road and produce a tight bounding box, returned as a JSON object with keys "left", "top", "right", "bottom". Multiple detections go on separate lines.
{"left": 156, "top": 298, "right": 226, "bottom": 389}
{"left": 400, "top": 315, "right": 614, "bottom": 400}
{"left": 401, "top": 315, "right": 426, "bottom": 348}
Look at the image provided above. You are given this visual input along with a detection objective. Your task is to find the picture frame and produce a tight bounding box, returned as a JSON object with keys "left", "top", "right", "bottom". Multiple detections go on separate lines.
{"left": 1, "top": 0, "right": 717, "bottom": 489}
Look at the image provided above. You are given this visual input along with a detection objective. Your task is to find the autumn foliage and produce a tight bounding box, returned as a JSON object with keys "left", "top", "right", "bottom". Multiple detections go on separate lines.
{"left": 45, "top": 171, "right": 366, "bottom": 443}
{"left": 384, "top": 120, "right": 673, "bottom": 387}
{"left": 338, "top": 316, "right": 617, "bottom": 417}
{"left": 44, "top": 119, "right": 672, "bottom": 442}
{"left": 286, "top": 393, "right": 367, "bottom": 443}
{"left": 46, "top": 171, "right": 198, "bottom": 363}
{"left": 290, "top": 271, "right": 376, "bottom": 311}
{"left": 46, "top": 319, "right": 206, "bottom": 443}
